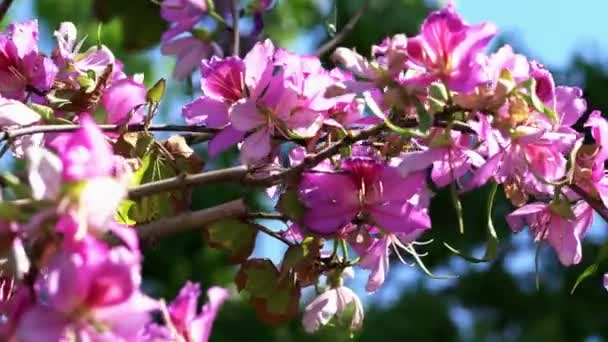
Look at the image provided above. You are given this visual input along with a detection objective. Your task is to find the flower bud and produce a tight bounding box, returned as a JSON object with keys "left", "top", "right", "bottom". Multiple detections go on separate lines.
{"left": 302, "top": 286, "right": 364, "bottom": 334}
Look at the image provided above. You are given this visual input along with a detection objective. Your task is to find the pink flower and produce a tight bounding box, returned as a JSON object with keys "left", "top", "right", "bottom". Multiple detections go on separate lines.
{"left": 52, "top": 21, "right": 116, "bottom": 84}
{"left": 298, "top": 156, "right": 429, "bottom": 234}
{"left": 102, "top": 76, "right": 147, "bottom": 125}
{"left": 302, "top": 286, "right": 364, "bottom": 333}
{"left": 25, "top": 147, "right": 62, "bottom": 200}
{"left": 406, "top": 5, "right": 496, "bottom": 92}
{"left": 399, "top": 132, "right": 485, "bottom": 188}
{"left": 161, "top": 0, "right": 207, "bottom": 23}
{"left": 161, "top": 33, "right": 221, "bottom": 81}
{"left": 160, "top": 0, "right": 219, "bottom": 80}
{"left": 506, "top": 201, "right": 593, "bottom": 266}
{"left": 565, "top": 110, "right": 608, "bottom": 209}
{"left": 355, "top": 235, "right": 390, "bottom": 293}
{"left": 0, "top": 97, "right": 42, "bottom": 157}
{"left": 16, "top": 240, "right": 158, "bottom": 341}
{"left": 0, "top": 20, "right": 57, "bottom": 100}
{"left": 183, "top": 39, "right": 275, "bottom": 157}
{"left": 144, "top": 282, "right": 228, "bottom": 342}
{"left": 52, "top": 115, "right": 114, "bottom": 181}
{"left": 464, "top": 118, "right": 575, "bottom": 198}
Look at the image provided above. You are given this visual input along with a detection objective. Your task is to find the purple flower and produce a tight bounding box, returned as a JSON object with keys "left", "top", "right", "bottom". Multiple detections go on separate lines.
{"left": 183, "top": 39, "right": 275, "bottom": 157}
{"left": 298, "top": 156, "right": 428, "bottom": 234}
{"left": 406, "top": 5, "right": 496, "bottom": 92}
{"left": 160, "top": 0, "right": 220, "bottom": 80}
{"left": 52, "top": 21, "right": 116, "bottom": 85}
{"left": 464, "top": 117, "right": 575, "bottom": 200}
{"left": 506, "top": 201, "right": 593, "bottom": 266}
{"left": 0, "top": 20, "right": 57, "bottom": 100}
{"left": 161, "top": 31, "right": 221, "bottom": 81}
{"left": 102, "top": 76, "right": 147, "bottom": 125}
{"left": 52, "top": 115, "right": 114, "bottom": 181}
{"left": 0, "top": 97, "right": 42, "bottom": 157}
{"left": 144, "top": 282, "right": 228, "bottom": 342}
{"left": 25, "top": 147, "right": 62, "bottom": 200}
{"left": 161, "top": 0, "right": 207, "bottom": 23}
{"left": 16, "top": 241, "right": 158, "bottom": 341}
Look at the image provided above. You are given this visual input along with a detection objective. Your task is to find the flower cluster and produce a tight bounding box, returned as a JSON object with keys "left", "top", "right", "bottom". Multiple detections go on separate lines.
{"left": 180, "top": 4, "right": 608, "bottom": 333}
{"left": 0, "top": 19, "right": 226, "bottom": 341}
{"left": 160, "top": 0, "right": 275, "bottom": 80}
{"left": 1, "top": 1, "right": 608, "bottom": 339}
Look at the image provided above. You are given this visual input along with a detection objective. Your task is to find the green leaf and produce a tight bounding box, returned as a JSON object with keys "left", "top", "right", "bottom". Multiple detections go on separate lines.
{"left": 521, "top": 78, "right": 558, "bottom": 124}
{"left": 235, "top": 259, "right": 301, "bottom": 325}
{"left": 414, "top": 98, "right": 433, "bottom": 133}
{"left": 0, "top": 202, "right": 26, "bottom": 221}
{"left": 236, "top": 259, "right": 278, "bottom": 298}
{"left": 571, "top": 242, "right": 608, "bottom": 294}
{"left": 429, "top": 82, "right": 449, "bottom": 103}
{"left": 29, "top": 104, "right": 55, "bottom": 121}
{"left": 146, "top": 78, "right": 166, "bottom": 104}
{"left": 115, "top": 199, "right": 136, "bottom": 225}
{"left": 0, "top": 172, "right": 31, "bottom": 199}
{"left": 278, "top": 190, "right": 305, "bottom": 221}
{"left": 204, "top": 218, "right": 258, "bottom": 263}
{"left": 280, "top": 237, "right": 322, "bottom": 286}
{"left": 384, "top": 118, "right": 426, "bottom": 138}
{"left": 549, "top": 199, "right": 576, "bottom": 220}
{"left": 128, "top": 153, "right": 178, "bottom": 224}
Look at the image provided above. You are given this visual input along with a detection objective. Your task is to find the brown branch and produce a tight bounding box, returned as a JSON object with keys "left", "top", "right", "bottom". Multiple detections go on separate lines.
{"left": 249, "top": 222, "right": 293, "bottom": 246}
{"left": 0, "top": 0, "right": 13, "bottom": 22}
{"left": 128, "top": 165, "right": 249, "bottom": 200}
{"left": 314, "top": 0, "right": 370, "bottom": 57}
{"left": 569, "top": 184, "right": 608, "bottom": 222}
{"left": 0, "top": 124, "right": 218, "bottom": 142}
{"left": 231, "top": 0, "right": 240, "bottom": 56}
{"left": 248, "top": 212, "right": 288, "bottom": 220}
{"left": 134, "top": 199, "right": 247, "bottom": 243}
{"left": 248, "top": 123, "right": 385, "bottom": 185}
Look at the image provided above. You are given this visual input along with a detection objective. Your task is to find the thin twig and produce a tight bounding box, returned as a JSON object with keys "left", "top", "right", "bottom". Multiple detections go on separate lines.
{"left": 134, "top": 199, "right": 247, "bottom": 243}
{"left": 0, "top": 0, "right": 13, "bottom": 21}
{"left": 250, "top": 222, "right": 293, "bottom": 246}
{"left": 248, "top": 212, "right": 288, "bottom": 221}
{"left": 248, "top": 123, "right": 386, "bottom": 185}
{"left": 230, "top": 0, "right": 240, "bottom": 56}
{"left": 570, "top": 184, "right": 608, "bottom": 222}
{"left": 128, "top": 165, "right": 249, "bottom": 200}
{"left": 314, "top": 0, "right": 370, "bottom": 57}
{"left": 0, "top": 124, "right": 219, "bottom": 142}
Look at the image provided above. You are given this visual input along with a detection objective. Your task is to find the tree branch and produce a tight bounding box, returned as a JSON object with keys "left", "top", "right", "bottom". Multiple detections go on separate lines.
{"left": 231, "top": 0, "right": 240, "bottom": 56}
{"left": 128, "top": 165, "right": 249, "bottom": 200}
{"left": 247, "top": 123, "right": 386, "bottom": 185}
{"left": 315, "top": 0, "right": 370, "bottom": 57}
{"left": 569, "top": 184, "right": 608, "bottom": 222}
{"left": 249, "top": 222, "right": 293, "bottom": 246}
{"left": 134, "top": 199, "right": 247, "bottom": 244}
{"left": 0, "top": 124, "right": 218, "bottom": 142}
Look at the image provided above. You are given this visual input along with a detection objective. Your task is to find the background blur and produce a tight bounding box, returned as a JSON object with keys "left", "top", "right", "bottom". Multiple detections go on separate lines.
{"left": 6, "top": 0, "right": 608, "bottom": 340}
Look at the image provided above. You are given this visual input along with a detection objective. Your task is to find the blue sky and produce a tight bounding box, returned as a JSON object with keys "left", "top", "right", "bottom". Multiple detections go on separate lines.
{"left": 454, "top": 0, "right": 608, "bottom": 68}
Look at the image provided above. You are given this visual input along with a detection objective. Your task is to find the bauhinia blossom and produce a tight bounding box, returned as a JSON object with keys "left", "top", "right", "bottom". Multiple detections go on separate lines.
{"left": 298, "top": 155, "right": 429, "bottom": 235}
{"left": 302, "top": 285, "right": 364, "bottom": 333}
{"left": 506, "top": 201, "right": 593, "bottom": 266}
{"left": 0, "top": 20, "right": 57, "bottom": 100}
{"left": 16, "top": 239, "right": 158, "bottom": 341}
{"left": 144, "top": 282, "right": 228, "bottom": 342}
{"left": 406, "top": 5, "right": 496, "bottom": 92}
